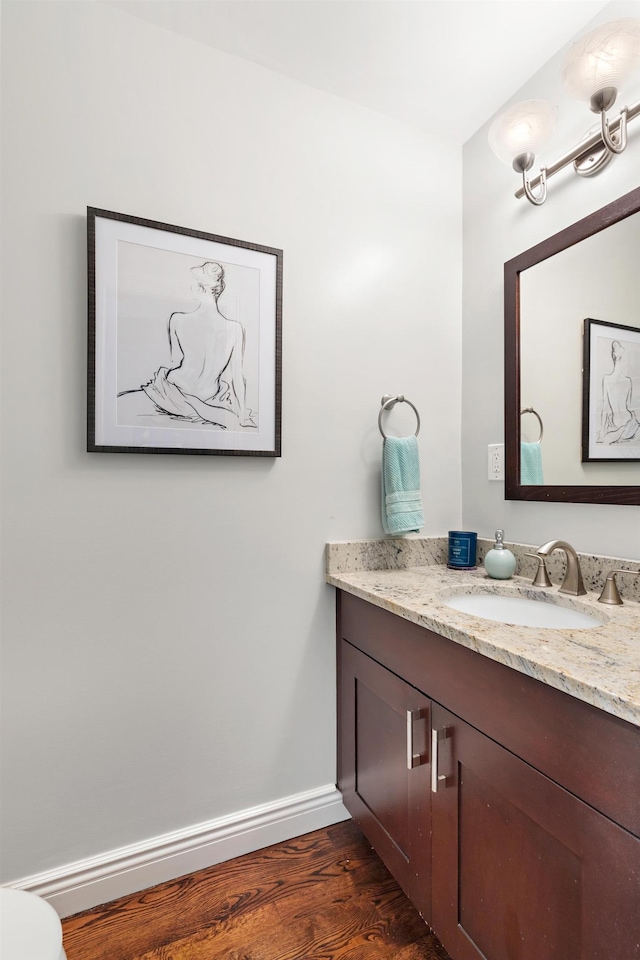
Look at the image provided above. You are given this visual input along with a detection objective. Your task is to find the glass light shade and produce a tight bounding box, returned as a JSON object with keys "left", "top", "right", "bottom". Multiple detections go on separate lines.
{"left": 488, "top": 100, "right": 557, "bottom": 166}
{"left": 562, "top": 18, "right": 640, "bottom": 101}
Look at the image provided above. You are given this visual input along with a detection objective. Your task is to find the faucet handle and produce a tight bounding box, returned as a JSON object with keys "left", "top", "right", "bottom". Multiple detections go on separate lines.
{"left": 525, "top": 553, "right": 552, "bottom": 588}
{"left": 598, "top": 569, "right": 640, "bottom": 605}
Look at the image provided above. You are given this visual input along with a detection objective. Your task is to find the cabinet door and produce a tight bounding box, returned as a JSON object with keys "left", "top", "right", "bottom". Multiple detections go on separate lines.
{"left": 338, "top": 639, "right": 432, "bottom": 919}
{"left": 431, "top": 703, "right": 640, "bottom": 960}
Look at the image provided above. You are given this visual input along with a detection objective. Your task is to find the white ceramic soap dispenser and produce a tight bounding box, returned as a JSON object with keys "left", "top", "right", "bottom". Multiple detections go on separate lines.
{"left": 484, "top": 529, "right": 517, "bottom": 580}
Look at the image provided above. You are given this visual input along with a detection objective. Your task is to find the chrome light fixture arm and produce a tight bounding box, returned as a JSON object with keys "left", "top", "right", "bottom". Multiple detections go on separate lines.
{"left": 523, "top": 166, "right": 548, "bottom": 205}
{"left": 599, "top": 103, "right": 628, "bottom": 154}
{"left": 590, "top": 87, "right": 628, "bottom": 154}
{"left": 513, "top": 153, "right": 548, "bottom": 205}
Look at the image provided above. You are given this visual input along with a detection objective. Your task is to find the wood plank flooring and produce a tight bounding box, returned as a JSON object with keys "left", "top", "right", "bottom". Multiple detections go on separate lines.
{"left": 62, "top": 820, "right": 452, "bottom": 960}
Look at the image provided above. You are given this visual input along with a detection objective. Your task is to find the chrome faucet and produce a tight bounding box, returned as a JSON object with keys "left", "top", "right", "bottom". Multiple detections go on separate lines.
{"left": 536, "top": 540, "right": 587, "bottom": 596}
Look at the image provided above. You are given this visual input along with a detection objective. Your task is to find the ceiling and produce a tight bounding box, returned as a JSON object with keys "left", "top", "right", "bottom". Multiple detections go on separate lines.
{"left": 107, "top": 0, "right": 611, "bottom": 145}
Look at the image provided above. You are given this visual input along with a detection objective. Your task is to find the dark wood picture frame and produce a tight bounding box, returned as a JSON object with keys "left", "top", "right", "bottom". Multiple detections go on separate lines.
{"left": 582, "top": 317, "right": 640, "bottom": 464}
{"left": 88, "top": 208, "right": 283, "bottom": 457}
{"left": 504, "top": 186, "right": 640, "bottom": 505}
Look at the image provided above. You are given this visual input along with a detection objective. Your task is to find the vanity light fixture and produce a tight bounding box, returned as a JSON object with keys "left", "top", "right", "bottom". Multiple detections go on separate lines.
{"left": 489, "top": 18, "right": 640, "bottom": 206}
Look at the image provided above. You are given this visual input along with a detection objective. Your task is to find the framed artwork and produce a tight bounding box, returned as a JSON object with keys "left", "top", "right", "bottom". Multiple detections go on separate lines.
{"left": 88, "top": 208, "right": 282, "bottom": 456}
{"left": 582, "top": 318, "right": 640, "bottom": 462}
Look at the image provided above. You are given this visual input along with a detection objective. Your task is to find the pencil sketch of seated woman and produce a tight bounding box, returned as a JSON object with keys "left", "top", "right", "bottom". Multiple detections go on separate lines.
{"left": 120, "top": 261, "right": 256, "bottom": 430}
{"left": 597, "top": 339, "right": 639, "bottom": 445}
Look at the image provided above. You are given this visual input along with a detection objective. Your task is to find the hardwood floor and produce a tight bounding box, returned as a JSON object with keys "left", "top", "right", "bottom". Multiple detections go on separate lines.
{"left": 62, "top": 820, "right": 452, "bottom": 960}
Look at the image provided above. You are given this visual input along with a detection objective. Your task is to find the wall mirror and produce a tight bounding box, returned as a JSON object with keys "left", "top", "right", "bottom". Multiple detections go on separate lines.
{"left": 504, "top": 186, "right": 640, "bottom": 506}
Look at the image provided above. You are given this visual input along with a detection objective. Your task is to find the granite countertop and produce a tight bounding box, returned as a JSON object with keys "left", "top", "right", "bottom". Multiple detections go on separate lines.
{"left": 326, "top": 538, "right": 640, "bottom": 728}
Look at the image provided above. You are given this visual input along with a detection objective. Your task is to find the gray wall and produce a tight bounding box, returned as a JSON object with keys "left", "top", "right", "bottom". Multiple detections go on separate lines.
{"left": 0, "top": 2, "right": 462, "bottom": 881}
{"left": 462, "top": 0, "right": 640, "bottom": 558}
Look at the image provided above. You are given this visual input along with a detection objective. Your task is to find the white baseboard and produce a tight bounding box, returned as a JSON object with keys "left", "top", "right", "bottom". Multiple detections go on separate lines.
{"left": 7, "top": 785, "right": 350, "bottom": 918}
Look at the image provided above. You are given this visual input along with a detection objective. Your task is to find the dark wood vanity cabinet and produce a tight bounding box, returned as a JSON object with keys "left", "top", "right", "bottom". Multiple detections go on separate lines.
{"left": 338, "top": 639, "right": 432, "bottom": 919}
{"left": 337, "top": 591, "right": 640, "bottom": 960}
{"left": 431, "top": 702, "right": 640, "bottom": 960}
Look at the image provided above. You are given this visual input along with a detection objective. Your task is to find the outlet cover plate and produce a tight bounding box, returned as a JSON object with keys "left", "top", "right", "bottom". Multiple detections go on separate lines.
{"left": 488, "top": 443, "right": 504, "bottom": 481}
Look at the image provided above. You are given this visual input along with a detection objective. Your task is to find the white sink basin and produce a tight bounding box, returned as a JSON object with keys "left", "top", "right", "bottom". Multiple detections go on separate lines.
{"left": 442, "top": 592, "right": 602, "bottom": 629}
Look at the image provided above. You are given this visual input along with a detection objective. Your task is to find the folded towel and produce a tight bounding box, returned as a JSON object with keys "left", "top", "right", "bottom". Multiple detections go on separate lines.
{"left": 521, "top": 442, "right": 544, "bottom": 485}
{"left": 382, "top": 436, "right": 424, "bottom": 535}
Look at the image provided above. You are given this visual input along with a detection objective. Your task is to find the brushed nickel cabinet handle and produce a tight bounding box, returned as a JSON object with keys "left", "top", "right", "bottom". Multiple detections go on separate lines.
{"left": 406, "top": 709, "right": 428, "bottom": 770}
{"left": 431, "top": 727, "right": 449, "bottom": 793}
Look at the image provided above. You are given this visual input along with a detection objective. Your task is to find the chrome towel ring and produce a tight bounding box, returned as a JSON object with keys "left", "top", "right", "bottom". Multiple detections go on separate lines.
{"left": 521, "top": 406, "right": 543, "bottom": 443}
{"left": 379, "top": 394, "right": 421, "bottom": 438}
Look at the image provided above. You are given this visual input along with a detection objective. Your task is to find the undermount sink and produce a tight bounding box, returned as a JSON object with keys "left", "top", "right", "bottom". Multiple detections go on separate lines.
{"left": 442, "top": 591, "right": 603, "bottom": 629}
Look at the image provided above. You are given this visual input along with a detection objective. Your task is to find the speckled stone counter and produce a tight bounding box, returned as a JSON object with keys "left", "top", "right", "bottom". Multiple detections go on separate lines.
{"left": 326, "top": 537, "right": 640, "bottom": 727}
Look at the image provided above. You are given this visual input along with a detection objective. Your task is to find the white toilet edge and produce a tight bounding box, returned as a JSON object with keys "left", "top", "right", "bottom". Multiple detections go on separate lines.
{"left": 1, "top": 887, "right": 66, "bottom": 960}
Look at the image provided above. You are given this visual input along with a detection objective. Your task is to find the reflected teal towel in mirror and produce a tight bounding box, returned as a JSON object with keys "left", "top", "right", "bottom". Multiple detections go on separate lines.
{"left": 521, "top": 442, "right": 543, "bottom": 485}
{"left": 382, "top": 436, "right": 424, "bottom": 534}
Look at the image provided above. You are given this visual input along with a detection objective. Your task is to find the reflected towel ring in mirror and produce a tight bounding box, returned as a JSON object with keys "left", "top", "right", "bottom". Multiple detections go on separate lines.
{"left": 520, "top": 407, "right": 543, "bottom": 443}
{"left": 379, "top": 394, "right": 421, "bottom": 438}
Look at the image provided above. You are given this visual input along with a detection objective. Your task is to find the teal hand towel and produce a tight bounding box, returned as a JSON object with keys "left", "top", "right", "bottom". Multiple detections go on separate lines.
{"left": 382, "top": 436, "right": 424, "bottom": 535}
{"left": 521, "top": 442, "right": 543, "bottom": 485}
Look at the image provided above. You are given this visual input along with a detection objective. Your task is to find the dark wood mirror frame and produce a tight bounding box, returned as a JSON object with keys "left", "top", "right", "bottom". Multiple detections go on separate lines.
{"left": 504, "top": 185, "right": 640, "bottom": 506}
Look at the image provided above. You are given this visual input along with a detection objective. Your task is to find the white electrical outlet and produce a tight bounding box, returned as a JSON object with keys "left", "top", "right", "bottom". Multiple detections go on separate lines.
{"left": 488, "top": 443, "right": 504, "bottom": 481}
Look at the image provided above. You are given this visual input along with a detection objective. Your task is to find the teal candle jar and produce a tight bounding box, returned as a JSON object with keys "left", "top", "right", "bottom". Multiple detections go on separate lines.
{"left": 448, "top": 531, "right": 477, "bottom": 570}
